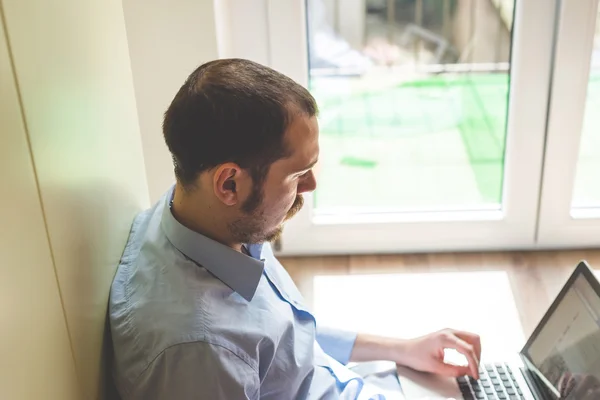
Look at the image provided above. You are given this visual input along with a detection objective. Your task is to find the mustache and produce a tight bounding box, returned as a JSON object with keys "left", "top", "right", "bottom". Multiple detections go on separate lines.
{"left": 286, "top": 195, "right": 304, "bottom": 219}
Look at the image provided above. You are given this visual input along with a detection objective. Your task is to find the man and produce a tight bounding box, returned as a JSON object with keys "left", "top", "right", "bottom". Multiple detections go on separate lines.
{"left": 109, "top": 58, "right": 481, "bottom": 399}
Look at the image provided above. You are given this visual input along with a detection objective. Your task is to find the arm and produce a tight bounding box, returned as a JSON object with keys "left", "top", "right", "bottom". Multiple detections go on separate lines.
{"left": 315, "top": 325, "right": 358, "bottom": 365}
{"left": 349, "top": 333, "right": 402, "bottom": 363}
{"left": 350, "top": 329, "right": 482, "bottom": 379}
{"left": 128, "top": 341, "right": 259, "bottom": 400}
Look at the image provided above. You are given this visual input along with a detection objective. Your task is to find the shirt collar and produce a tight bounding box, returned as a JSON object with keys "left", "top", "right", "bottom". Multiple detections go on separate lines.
{"left": 160, "top": 186, "right": 265, "bottom": 301}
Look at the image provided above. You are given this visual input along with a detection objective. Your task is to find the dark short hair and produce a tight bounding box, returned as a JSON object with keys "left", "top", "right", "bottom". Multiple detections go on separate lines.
{"left": 163, "top": 58, "right": 318, "bottom": 190}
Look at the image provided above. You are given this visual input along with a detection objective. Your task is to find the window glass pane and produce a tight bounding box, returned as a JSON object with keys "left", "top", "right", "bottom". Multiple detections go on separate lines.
{"left": 572, "top": 9, "right": 600, "bottom": 210}
{"left": 307, "top": 0, "right": 515, "bottom": 213}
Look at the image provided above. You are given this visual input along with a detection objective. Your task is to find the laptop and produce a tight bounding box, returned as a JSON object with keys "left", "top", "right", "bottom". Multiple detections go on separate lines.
{"left": 391, "top": 260, "right": 600, "bottom": 400}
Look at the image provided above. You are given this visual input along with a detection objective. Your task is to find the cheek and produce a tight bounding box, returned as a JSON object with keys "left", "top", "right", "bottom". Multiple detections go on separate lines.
{"left": 263, "top": 179, "right": 297, "bottom": 221}
{"left": 286, "top": 185, "right": 299, "bottom": 206}
{"left": 275, "top": 187, "right": 297, "bottom": 214}
{"left": 279, "top": 193, "right": 296, "bottom": 214}
{"left": 278, "top": 179, "right": 297, "bottom": 201}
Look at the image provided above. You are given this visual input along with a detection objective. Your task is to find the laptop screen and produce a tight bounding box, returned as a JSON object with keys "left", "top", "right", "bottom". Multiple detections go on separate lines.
{"left": 521, "top": 262, "right": 600, "bottom": 399}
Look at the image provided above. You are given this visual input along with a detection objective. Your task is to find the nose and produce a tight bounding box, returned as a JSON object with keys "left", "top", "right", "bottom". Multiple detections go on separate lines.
{"left": 298, "top": 170, "right": 317, "bottom": 194}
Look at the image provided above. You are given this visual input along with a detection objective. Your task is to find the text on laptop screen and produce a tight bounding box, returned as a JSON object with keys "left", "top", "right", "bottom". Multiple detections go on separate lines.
{"left": 525, "top": 273, "right": 600, "bottom": 395}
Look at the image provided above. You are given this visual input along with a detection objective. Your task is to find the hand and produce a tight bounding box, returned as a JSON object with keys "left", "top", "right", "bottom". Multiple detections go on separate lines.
{"left": 398, "top": 328, "right": 482, "bottom": 379}
{"left": 558, "top": 372, "right": 600, "bottom": 399}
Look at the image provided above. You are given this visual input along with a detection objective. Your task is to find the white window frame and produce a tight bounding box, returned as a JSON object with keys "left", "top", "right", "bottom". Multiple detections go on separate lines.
{"left": 537, "top": 0, "right": 600, "bottom": 249}
{"left": 219, "top": 0, "right": 556, "bottom": 255}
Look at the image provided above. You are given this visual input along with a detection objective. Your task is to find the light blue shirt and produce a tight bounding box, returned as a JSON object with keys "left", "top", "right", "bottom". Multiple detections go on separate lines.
{"left": 109, "top": 187, "right": 386, "bottom": 399}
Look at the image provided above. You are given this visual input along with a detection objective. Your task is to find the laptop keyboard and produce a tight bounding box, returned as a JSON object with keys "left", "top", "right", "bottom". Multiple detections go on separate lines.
{"left": 457, "top": 363, "right": 525, "bottom": 400}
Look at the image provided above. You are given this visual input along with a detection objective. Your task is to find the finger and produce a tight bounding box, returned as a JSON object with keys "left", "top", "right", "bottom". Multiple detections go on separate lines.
{"left": 566, "top": 375, "right": 577, "bottom": 397}
{"left": 559, "top": 373, "right": 574, "bottom": 396}
{"left": 443, "top": 334, "right": 479, "bottom": 379}
{"left": 557, "top": 372, "right": 569, "bottom": 391}
{"left": 435, "top": 362, "right": 472, "bottom": 378}
{"left": 451, "top": 330, "right": 482, "bottom": 362}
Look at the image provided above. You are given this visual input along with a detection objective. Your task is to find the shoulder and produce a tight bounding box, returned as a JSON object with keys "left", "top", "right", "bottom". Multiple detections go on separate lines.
{"left": 111, "top": 262, "right": 263, "bottom": 380}
{"left": 109, "top": 210, "right": 265, "bottom": 389}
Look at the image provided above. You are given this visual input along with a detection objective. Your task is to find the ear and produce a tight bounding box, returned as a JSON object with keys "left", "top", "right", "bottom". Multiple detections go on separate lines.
{"left": 212, "top": 163, "right": 242, "bottom": 206}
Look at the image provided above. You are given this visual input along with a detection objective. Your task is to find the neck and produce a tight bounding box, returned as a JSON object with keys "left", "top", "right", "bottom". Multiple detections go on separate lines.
{"left": 170, "top": 183, "right": 243, "bottom": 252}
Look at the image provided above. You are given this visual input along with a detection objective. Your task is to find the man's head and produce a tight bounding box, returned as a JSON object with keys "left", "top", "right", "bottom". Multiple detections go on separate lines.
{"left": 163, "top": 59, "right": 319, "bottom": 245}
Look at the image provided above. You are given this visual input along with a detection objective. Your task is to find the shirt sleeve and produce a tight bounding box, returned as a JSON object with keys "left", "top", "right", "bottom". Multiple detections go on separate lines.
{"left": 315, "top": 325, "right": 358, "bottom": 365}
{"left": 127, "top": 341, "right": 260, "bottom": 400}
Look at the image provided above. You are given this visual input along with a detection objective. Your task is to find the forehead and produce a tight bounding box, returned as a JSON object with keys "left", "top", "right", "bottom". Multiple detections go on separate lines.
{"left": 282, "top": 114, "right": 319, "bottom": 167}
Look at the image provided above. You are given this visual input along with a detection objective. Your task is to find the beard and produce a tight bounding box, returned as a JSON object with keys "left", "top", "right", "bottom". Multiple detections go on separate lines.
{"left": 285, "top": 193, "right": 304, "bottom": 221}
{"left": 229, "top": 191, "right": 304, "bottom": 245}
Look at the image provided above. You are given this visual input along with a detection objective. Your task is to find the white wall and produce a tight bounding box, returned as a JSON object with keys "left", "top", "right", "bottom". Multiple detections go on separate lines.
{"left": 122, "top": 0, "right": 221, "bottom": 202}
{"left": 0, "top": 10, "right": 81, "bottom": 399}
{"left": 1, "top": 0, "right": 229, "bottom": 396}
{"left": 1, "top": 0, "right": 149, "bottom": 398}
